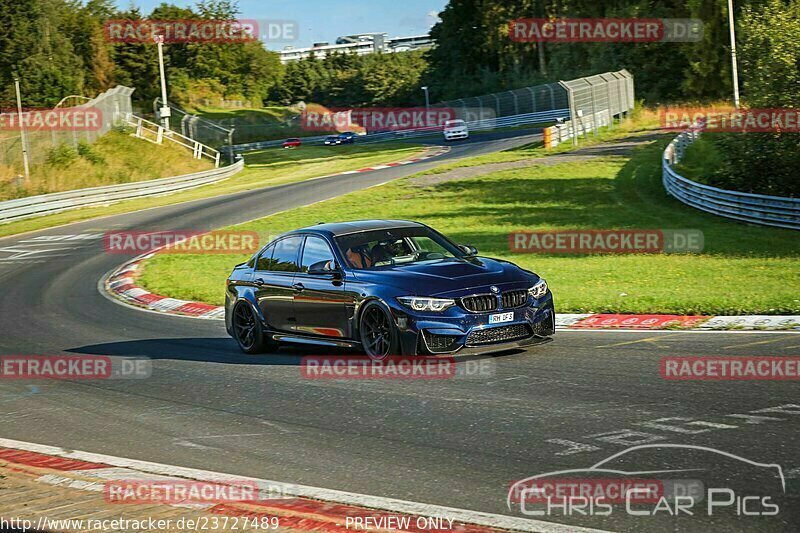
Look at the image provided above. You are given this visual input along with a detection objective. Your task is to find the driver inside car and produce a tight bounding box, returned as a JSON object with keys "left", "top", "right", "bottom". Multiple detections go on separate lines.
{"left": 346, "top": 246, "right": 372, "bottom": 268}
{"left": 369, "top": 243, "right": 393, "bottom": 265}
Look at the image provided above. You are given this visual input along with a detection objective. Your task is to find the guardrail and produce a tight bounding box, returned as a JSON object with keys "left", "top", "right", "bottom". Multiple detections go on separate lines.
{"left": 663, "top": 129, "right": 800, "bottom": 230}
{"left": 0, "top": 158, "right": 244, "bottom": 225}
{"left": 226, "top": 108, "right": 571, "bottom": 154}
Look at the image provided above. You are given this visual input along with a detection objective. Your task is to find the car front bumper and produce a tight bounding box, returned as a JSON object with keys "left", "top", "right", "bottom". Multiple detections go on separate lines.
{"left": 391, "top": 295, "right": 555, "bottom": 356}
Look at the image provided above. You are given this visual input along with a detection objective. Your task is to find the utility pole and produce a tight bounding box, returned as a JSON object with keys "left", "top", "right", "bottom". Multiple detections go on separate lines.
{"left": 155, "top": 35, "right": 171, "bottom": 130}
{"left": 421, "top": 86, "right": 430, "bottom": 111}
{"left": 13, "top": 78, "right": 30, "bottom": 182}
{"left": 727, "top": 0, "right": 741, "bottom": 108}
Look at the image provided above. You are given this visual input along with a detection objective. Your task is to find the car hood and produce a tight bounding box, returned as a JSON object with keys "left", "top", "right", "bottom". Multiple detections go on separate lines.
{"left": 350, "top": 256, "right": 536, "bottom": 297}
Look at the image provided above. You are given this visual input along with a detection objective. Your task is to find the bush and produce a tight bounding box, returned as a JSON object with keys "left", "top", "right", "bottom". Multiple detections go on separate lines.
{"left": 77, "top": 141, "right": 106, "bottom": 165}
{"left": 705, "top": 133, "right": 800, "bottom": 197}
{"left": 45, "top": 144, "right": 78, "bottom": 168}
{"left": 112, "top": 123, "right": 134, "bottom": 134}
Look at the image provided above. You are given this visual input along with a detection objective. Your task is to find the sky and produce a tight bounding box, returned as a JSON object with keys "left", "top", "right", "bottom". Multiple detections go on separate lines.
{"left": 115, "top": 0, "right": 447, "bottom": 50}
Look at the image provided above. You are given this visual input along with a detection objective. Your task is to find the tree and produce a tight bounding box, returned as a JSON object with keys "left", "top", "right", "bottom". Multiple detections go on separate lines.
{"left": 0, "top": 0, "right": 85, "bottom": 106}
{"left": 698, "top": 0, "right": 800, "bottom": 196}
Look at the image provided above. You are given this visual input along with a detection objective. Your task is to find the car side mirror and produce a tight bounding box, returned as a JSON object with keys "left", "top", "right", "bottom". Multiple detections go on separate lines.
{"left": 308, "top": 260, "right": 343, "bottom": 279}
{"left": 459, "top": 244, "right": 478, "bottom": 256}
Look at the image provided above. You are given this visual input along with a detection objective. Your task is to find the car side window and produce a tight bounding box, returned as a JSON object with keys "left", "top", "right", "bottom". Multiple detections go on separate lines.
{"left": 269, "top": 236, "right": 302, "bottom": 272}
{"left": 255, "top": 244, "right": 275, "bottom": 271}
{"left": 301, "top": 236, "right": 335, "bottom": 273}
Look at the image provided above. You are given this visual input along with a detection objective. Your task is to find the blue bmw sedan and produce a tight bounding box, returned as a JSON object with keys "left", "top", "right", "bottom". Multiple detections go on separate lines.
{"left": 225, "top": 220, "right": 555, "bottom": 356}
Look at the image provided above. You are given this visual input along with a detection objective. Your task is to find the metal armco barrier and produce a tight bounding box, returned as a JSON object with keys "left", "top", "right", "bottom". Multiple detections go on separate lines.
{"left": 663, "top": 129, "right": 800, "bottom": 230}
{"left": 0, "top": 158, "right": 244, "bottom": 224}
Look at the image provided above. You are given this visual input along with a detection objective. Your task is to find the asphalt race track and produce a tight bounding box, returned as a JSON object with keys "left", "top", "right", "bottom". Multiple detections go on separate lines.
{"left": 0, "top": 130, "right": 798, "bottom": 532}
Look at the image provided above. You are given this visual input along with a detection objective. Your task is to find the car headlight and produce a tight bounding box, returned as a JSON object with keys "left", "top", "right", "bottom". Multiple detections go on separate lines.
{"left": 528, "top": 279, "right": 548, "bottom": 299}
{"left": 397, "top": 296, "right": 456, "bottom": 312}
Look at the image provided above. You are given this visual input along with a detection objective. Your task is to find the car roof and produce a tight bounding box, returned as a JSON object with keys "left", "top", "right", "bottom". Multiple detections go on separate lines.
{"left": 285, "top": 219, "right": 425, "bottom": 238}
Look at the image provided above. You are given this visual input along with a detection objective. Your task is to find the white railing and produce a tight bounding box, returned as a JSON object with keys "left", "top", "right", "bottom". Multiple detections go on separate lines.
{"left": 544, "top": 109, "right": 613, "bottom": 148}
{"left": 124, "top": 116, "right": 221, "bottom": 167}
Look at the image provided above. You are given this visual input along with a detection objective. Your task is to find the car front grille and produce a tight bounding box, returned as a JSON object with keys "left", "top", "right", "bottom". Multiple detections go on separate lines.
{"left": 466, "top": 323, "right": 532, "bottom": 346}
{"left": 501, "top": 289, "right": 528, "bottom": 309}
{"left": 461, "top": 290, "right": 529, "bottom": 313}
{"left": 460, "top": 295, "right": 498, "bottom": 313}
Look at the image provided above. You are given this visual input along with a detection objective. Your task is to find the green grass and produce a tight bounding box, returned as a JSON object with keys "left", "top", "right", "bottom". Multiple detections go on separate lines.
{"left": 188, "top": 105, "right": 335, "bottom": 143}
{"left": 138, "top": 133, "right": 800, "bottom": 315}
{"left": 0, "top": 130, "right": 212, "bottom": 202}
{"left": 424, "top": 108, "right": 661, "bottom": 173}
{"left": 189, "top": 105, "right": 293, "bottom": 121}
{"left": 0, "top": 142, "right": 424, "bottom": 238}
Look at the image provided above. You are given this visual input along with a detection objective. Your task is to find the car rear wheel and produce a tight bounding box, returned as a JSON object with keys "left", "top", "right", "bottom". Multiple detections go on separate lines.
{"left": 232, "top": 302, "right": 274, "bottom": 354}
{"left": 359, "top": 302, "right": 399, "bottom": 358}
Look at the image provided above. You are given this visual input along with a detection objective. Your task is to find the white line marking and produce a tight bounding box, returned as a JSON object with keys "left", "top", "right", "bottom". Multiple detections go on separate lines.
{"left": 0, "top": 437, "right": 609, "bottom": 533}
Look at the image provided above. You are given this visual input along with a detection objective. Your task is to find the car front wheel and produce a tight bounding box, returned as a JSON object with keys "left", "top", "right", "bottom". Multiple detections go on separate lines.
{"left": 359, "top": 301, "right": 400, "bottom": 358}
{"left": 232, "top": 302, "right": 275, "bottom": 354}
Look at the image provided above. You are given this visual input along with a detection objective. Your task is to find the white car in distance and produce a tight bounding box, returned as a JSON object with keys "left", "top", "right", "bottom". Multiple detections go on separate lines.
{"left": 443, "top": 119, "right": 469, "bottom": 141}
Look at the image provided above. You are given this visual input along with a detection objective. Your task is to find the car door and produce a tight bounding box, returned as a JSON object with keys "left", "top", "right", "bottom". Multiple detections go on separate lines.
{"left": 293, "top": 235, "right": 349, "bottom": 338}
{"left": 253, "top": 236, "right": 302, "bottom": 332}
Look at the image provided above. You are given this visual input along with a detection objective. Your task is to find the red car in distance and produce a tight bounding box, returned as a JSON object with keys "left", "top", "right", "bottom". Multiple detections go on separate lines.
{"left": 283, "top": 138, "right": 302, "bottom": 149}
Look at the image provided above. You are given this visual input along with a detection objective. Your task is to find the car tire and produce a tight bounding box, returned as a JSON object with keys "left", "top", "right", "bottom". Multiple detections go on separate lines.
{"left": 232, "top": 301, "right": 275, "bottom": 354}
{"left": 359, "top": 301, "right": 400, "bottom": 358}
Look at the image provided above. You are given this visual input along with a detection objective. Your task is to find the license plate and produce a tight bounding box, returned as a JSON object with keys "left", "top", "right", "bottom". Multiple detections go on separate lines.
{"left": 489, "top": 312, "right": 514, "bottom": 324}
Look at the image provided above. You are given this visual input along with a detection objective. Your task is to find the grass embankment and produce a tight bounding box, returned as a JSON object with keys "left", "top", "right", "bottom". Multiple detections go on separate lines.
{"left": 0, "top": 130, "right": 212, "bottom": 201}
{"left": 0, "top": 142, "right": 425, "bottom": 238}
{"left": 190, "top": 105, "right": 336, "bottom": 143}
{"left": 139, "top": 118, "right": 800, "bottom": 315}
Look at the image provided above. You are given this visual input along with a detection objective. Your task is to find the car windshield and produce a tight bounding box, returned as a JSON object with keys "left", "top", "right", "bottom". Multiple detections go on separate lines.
{"left": 445, "top": 120, "right": 465, "bottom": 127}
{"left": 335, "top": 226, "right": 464, "bottom": 269}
